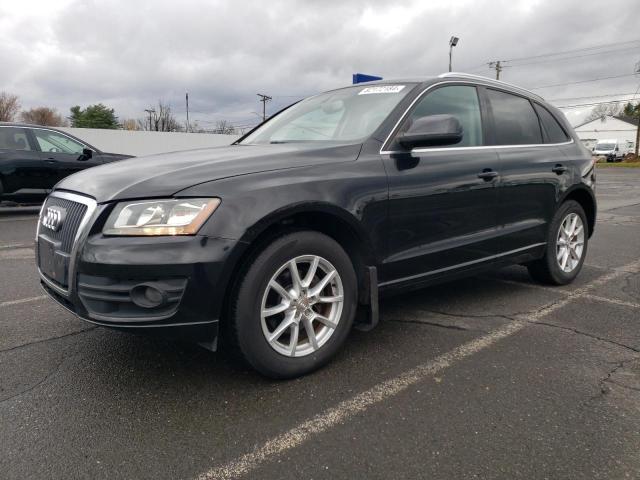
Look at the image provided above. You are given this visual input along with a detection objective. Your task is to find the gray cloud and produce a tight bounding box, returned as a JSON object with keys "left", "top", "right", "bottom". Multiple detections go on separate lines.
{"left": 1, "top": 0, "right": 639, "bottom": 128}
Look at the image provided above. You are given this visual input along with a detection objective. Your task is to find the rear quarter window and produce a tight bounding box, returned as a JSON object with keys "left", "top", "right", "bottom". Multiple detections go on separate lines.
{"left": 534, "top": 104, "right": 570, "bottom": 144}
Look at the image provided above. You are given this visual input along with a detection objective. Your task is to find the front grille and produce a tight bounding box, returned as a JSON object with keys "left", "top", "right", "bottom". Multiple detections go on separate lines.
{"left": 39, "top": 197, "right": 88, "bottom": 253}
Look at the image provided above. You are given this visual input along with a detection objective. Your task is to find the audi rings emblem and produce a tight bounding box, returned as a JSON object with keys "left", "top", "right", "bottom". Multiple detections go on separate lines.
{"left": 41, "top": 207, "right": 66, "bottom": 232}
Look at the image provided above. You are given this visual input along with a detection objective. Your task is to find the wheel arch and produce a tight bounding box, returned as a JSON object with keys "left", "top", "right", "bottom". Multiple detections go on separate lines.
{"left": 217, "top": 203, "right": 377, "bottom": 328}
{"left": 560, "top": 186, "right": 596, "bottom": 237}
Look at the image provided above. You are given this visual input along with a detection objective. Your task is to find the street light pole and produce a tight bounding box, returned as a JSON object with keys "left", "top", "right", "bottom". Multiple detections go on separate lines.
{"left": 448, "top": 36, "right": 459, "bottom": 72}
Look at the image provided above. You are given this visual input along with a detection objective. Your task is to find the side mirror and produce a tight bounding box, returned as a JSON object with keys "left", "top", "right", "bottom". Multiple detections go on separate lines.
{"left": 80, "top": 148, "right": 93, "bottom": 160}
{"left": 397, "top": 114, "right": 463, "bottom": 149}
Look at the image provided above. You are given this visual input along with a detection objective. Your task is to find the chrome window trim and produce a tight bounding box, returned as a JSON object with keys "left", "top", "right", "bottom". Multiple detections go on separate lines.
{"left": 378, "top": 243, "right": 546, "bottom": 288}
{"left": 437, "top": 72, "right": 543, "bottom": 101}
{"left": 36, "top": 191, "right": 98, "bottom": 297}
{"left": 379, "top": 80, "right": 574, "bottom": 155}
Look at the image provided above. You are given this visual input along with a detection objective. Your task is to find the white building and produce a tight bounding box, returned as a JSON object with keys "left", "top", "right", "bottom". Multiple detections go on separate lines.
{"left": 573, "top": 115, "right": 638, "bottom": 151}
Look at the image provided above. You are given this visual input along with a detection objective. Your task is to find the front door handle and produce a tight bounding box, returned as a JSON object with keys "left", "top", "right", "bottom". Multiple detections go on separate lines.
{"left": 552, "top": 164, "right": 567, "bottom": 174}
{"left": 478, "top": 169, "right": 498, "bottom": 181}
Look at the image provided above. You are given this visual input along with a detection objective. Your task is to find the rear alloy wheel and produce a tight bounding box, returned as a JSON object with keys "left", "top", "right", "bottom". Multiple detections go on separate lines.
{"left": 527, "top": 200, "right": 588, "bottom": 285}
{"left": 228, "top": 231, "right": 357, "bottom": 378}
{"left": 555, "top": 213, "right": 585, "bottom": 274}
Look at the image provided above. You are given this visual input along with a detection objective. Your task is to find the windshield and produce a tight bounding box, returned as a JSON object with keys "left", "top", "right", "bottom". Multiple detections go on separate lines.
{"left": 596, "top": 143, "right": 615, "bottom": 151}
{"left": 240, "top": 84, "right": 413, "bottom": 145}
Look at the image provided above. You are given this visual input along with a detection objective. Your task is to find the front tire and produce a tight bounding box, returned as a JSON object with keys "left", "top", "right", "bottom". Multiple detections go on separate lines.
{"left": 228, "top": 231, "right": 357, "bottom": 379}
{"left": 527, "top": 200, "right": 588, "bottom": 285}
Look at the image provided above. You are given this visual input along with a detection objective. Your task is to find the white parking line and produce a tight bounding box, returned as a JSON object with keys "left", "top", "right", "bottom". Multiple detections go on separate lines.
{"left": 490, "top": 277, "right": 640, "bottom": 309}
{"left": 0, "top": 295, "right": 47, "bottom": 308}
{"left": 196, "top": 260, "right": 640, "bottom": 480}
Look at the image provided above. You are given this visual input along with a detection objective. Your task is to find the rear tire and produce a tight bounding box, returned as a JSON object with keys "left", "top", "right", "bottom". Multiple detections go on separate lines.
{"left": 227, "top": 231, "right": 357, "bottom": 379}
{"left": 527, "top": 200, "right": 588, "bottom": 285}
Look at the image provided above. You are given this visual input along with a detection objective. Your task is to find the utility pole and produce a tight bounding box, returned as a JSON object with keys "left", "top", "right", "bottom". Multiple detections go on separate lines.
{"left": 185, "top": 93, "right": 190, "bottom": 132}
{"left": 144, "top": 108, "right": 155, "bottom": 131}
{"left": 488, "top": 61, "right": 503, "bottom": 80}
{"left": 257, "top": 93, "right": 272, "bottom": 121}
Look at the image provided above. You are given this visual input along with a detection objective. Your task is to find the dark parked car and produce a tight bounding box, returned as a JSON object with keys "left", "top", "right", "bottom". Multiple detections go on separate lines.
{"left": 0, "top": 123, "right": 132, "bottom": 203}
{"left": 36, "top": 73, "right": 596, "bottom": 378}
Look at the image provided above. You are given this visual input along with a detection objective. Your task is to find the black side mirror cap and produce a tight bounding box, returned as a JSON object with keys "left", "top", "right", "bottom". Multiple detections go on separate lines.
{"left": 397, "top": 114, "right": 463, "bottom": 149}
{"left": 80, "top": 148, "right": 93, "bottom": 160}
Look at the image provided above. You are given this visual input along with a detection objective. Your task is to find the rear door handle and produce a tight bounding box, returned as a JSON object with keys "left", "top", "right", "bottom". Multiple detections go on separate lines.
{"left": 45, "top": 159, "right": 58, "bottom": 163}
{"left": 552, "top": 164, "right": 567, "bottom": 174}
{"left": 478, "top": 169, "right": 498, "bottom": 181}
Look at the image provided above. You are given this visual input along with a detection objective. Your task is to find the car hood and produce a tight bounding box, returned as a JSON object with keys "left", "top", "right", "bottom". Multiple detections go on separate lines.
{"left": 57, "top": 143, "right": 362, "bottom": 203}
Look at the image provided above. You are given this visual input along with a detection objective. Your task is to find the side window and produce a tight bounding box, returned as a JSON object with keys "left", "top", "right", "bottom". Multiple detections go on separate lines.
{"left": 0, "top": 128, "right": 32, "bottom": 151}
{"left": 405, "top": 85, "right": 483, "bottom": 147}
{"left": 33, "top": 130, "right": 85, "bottom": 154}
{"left": 486, "top": 89, "right": 542, "bottom": 145}
{"left": 534, "top": 104, "right": 569, "bottom": 144}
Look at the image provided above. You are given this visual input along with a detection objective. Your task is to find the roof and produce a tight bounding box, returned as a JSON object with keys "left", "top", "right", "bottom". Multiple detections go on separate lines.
{"left": 614, "top": 115, "right": 639, "bottom": 127}
{"left": 573, "top": 115, "right": 639, "bottom": 129}
{"left": 347, "top": 72, "right": 544, "bottom": 101}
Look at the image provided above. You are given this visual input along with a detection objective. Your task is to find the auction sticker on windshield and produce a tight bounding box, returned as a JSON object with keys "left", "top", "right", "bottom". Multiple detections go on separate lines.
{"left": 358, "top": 85, "right": 406, "bottom": 95}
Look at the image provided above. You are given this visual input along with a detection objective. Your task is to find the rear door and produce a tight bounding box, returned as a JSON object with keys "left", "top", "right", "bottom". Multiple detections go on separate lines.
{"left": 483, "top": 88, "right": 567, "bottom": 254}
{"left": 31, "top": 128, "right": 101, "bottom": 184}
{"left": 0, "top": 126, "right": 53, "bottom": 194}
{"left": 380, "top": 84, "right": 501, "bottom": 285}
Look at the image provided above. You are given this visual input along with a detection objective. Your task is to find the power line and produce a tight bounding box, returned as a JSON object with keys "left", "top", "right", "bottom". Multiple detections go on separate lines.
{"left": 548, "top": 92, "right": 639, "bottom": 101}
{"left": 503, "top": 39, "right": 640, "bottom": 63}
{"left": 530, "top": 73, "right": 638, "bottom": 90}
{"left": 463, "top": 39, "right": 640, "bottom": 73}
{"left": 504, "top": 46, "right": 640, "bottom": 68}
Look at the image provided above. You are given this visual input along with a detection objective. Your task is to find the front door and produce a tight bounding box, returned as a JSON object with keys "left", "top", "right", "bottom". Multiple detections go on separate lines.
{"left": 0, "top": 126, "right": 53, "bottom": 194}
{"left": 380, "top": 84, "right": 501, "bottom": 286}
{"left": 31, "top": 128, "right": 101, "bottom": 185}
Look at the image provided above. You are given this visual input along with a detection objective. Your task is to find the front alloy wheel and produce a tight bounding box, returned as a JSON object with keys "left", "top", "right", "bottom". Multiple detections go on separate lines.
{"left": 228, "top": 231, "right": 357, "bottom": 378}
{"left": 261, "top": 255, "right": 344, "bottom": 357}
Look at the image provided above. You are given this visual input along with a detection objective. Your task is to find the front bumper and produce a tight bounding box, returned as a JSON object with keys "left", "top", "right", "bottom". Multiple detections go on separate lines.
{"left": 40, "top": 231, "right": 241, "bottom": 346}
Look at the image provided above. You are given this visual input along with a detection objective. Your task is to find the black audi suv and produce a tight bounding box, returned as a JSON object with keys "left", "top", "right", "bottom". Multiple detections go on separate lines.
{"left": 0, "top": 123, "right": 131, "bottom": 203}
{"left": 35, "top": 73, "right": 596, "bottom": 378}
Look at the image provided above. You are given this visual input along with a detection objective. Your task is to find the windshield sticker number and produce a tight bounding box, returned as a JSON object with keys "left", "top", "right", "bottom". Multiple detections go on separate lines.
{"left": 358, "top": 85, "right": 406, "bottom": 95}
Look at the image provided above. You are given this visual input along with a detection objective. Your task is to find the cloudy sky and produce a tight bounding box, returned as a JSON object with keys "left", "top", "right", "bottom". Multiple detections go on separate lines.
{"left": 1, "top": 0, "right": 639, "bottom": 130}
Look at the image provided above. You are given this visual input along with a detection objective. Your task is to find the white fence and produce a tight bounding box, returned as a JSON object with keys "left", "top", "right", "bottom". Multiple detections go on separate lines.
{"left": 58, "top": 128, "right": 240, "bottom": 157}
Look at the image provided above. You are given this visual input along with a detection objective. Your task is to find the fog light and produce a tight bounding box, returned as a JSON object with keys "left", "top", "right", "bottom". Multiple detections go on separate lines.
{"left": 130, "top": 283, "right": 167, "bottom": 308}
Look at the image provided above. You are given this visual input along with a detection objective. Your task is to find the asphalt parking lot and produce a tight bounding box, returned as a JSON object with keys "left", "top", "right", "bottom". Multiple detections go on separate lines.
{"left": 1, "top": 169, "right": 639, "bottom": 480}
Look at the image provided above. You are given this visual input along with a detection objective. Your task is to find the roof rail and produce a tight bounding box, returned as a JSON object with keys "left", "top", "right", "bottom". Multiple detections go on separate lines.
{"left": 437, "top": 72, "right": 543, "bottom": 101}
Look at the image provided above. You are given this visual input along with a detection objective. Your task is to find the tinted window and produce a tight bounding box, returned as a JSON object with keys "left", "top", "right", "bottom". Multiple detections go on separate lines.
{"left": 486, "top": 89, "right": 542, "bottom": 145}
{"left": 0, "top": 127, "right": 32, "bottom": 151}
{"left": 33, "top": 130, "right": 85, "bottom": 154}
{"left": 406, "top": 85, "right": 483, "bottom": 147}
{"left": 534, "top": 104, "right": 569, "bottom": 143}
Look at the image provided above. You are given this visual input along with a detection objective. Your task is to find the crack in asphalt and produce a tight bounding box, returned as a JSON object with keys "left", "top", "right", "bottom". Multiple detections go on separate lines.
{"left": 0, "top": 351, "right": 79, "bottom": 404}
{"left": 387, "top": 317, "right": 476, "bottom": 332}
{"left": 0, "top": 326, "right": 97, "bottom": 354}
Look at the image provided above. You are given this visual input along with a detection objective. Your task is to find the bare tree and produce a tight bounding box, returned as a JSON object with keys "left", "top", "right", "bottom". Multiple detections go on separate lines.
{"left": 0, "top": 92, "right": 20, "bottom": 122}
{"left": 138, "top": 101, "right": 183, "bottom": 132}
{"left": 120, "top": 118, "right": 139, "bottom": 130}
{"left": 213, "top": 120, "right": 237, "bottom": 135}
{"left": 20, "top": 107, "right": 66, "bottom": 126}
{"left": 584, "top": 103, "right": 624, "bottom": 123}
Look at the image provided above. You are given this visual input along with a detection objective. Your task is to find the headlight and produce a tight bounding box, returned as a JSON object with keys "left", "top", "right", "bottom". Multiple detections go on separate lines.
{"left": 102, "top": 198, "right": 220, "bottom": 236}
